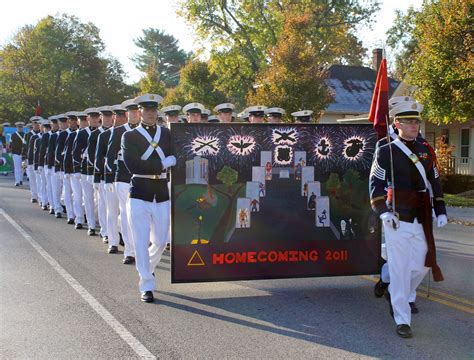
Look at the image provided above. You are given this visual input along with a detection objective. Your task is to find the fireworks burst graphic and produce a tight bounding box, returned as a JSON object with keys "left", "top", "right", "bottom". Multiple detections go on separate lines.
{"left": 271, "top": 127, "right": 298, "bottom": 145}
{"left": 190, "top": 135, "right": 220, "bottom": 156}
{"left": 227, "top": 135, "right": 256, "bottom": 156}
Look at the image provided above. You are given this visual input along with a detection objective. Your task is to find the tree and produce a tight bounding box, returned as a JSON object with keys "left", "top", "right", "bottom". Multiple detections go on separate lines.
{"left": 0, "top": 14, "right": 134, "bottom": 120}
{"left": 132, "top": 28, "right": 190, "bottom": 87}
{"left": 162, "top": 60, "right": 227, "bottom": 108}
{"left": 178, "top": 0, "right": 379, "bottom": 106}
{"left": 326, "top": 173, "right": 341, "bottom": 196}
{"left": 386, "top": 0, "right": 473, "bottom": 124}
{"left": 137, "top": 64, "right": 167, "bottom": 95}
{"left": 216, "top": 165, "right": 238, "bottom": 190}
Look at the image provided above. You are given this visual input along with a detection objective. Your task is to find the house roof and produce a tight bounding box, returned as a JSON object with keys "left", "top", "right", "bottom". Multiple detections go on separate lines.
{"left": 325, "top": 65, "right": 399, "bottom": 114}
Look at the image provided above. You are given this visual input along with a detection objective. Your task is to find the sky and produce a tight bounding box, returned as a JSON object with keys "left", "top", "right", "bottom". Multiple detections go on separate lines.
{"left": 0, "top": 0, "right": 423, "bottom": 84}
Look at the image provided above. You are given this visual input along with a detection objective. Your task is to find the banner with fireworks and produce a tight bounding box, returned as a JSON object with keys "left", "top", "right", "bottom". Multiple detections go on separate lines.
{"left": 171, "top": 123, "right": 381, "bottom": 283}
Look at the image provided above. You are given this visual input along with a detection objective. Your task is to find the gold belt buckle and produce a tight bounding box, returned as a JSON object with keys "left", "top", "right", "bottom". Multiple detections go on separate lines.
{"left": 151, "top": 175, "right": 159, "bottom": 179}
{"left": 409, "top": 153, "right": 419, "bottom": 164}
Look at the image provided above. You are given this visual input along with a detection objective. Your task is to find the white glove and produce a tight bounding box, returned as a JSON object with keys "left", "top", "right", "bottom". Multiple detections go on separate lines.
{"left": 106, "top": 183, "right": 114, "bottom": 192}
{"left": 73, "top": 172, "right": 81, "bottom": 179}
{"left": 38, "top": 166, "right": 43, "bottom": 173}
{"left": 162, "top": 155, "right": 176, "bottom": 169}
{"left": 93, "top": 182, "right": 100, "bottom": 190}
{"left": 86, "top": 175, "right": 93, "bottom": 184}
{"left": 437, "top": 214, "right": 448, "bottom": 228}
{"left": 380, "top": 212, "right": 400, "bottom": 229}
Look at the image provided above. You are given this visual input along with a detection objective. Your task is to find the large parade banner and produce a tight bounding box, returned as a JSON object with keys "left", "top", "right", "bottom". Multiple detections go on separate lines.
{"left": 171, "top": 123, "right": 381, "bottom": 283}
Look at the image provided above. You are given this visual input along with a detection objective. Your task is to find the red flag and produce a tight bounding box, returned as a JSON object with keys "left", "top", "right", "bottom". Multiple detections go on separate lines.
{"left": 368, "top": 59, "right": 388, "bottom": 139}
{"left": 35, "top": 100, "right": 42, "bottom": 116}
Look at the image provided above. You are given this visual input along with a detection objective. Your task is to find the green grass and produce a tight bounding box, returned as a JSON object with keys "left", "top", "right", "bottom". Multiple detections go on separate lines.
{"left": 444, "top": 194, "right": 474, "bottom": 208}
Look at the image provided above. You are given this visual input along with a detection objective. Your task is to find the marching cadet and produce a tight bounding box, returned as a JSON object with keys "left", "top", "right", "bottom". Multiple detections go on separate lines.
{"left": 246, "top": 106, "right": 267, "bottom": 123}
{"left": 10, "top": 121, "right": 26, "bottom": 186}
{"left": 238, "top": 111, "right": 250, "bottom": 123}
{"left": 44, "top": 116, "right": 59, "bottom": 214}
{"left": 105, "top": 99, "right": 140, "bottom": 264}
{"left": 94, "top": 106, "right": 115, "bottom": 249}
{"left": 62, "top": 112, "right": 80, "bottom": 224}
{"left": 73, "top": 108, "right": 100, "bottom": 235}
{"left": 157, "top": 111, "right": 166, "bottom": 126}
{"left": 265, "top": 107, "right": 285, "bottom": 123}
{"left": 369, "top": 101, "right": 447, "bottom": 338}
{"left": 201, "top": 108, "right": 211, "bottom": 122}
{"left": 291, "top": 110, "right": 313, "bottom": 123}
{"left": 88, "top": 106, "right": 111, "bottom": 242}
{"left": 161, "top": 105, "right": 181, "bottom": 124}
{"left": 183, "top": 102, "right": 205, "bottom": 123}
{"left": 207, "top": 115, "right": 219, "bottom": 123}
{"left": 27, "top": 117, "right": 41, "bottom": 202}
{"left": 121, "top": 94, "right": 176, "bottom": 303}
{"left": 77, "top": 112, "right": 89, "bottom": 129}
{"left": 101, "top": 104, "right": 128, "bottom": 254}
{"left": 37, "top": 118, "right": 52, "bottom": 210}
{"left": 214, "top": 103, "right": 235, "bottom": 123}
{"left": 51, "top": 114, "right": 68, "bottom": 218}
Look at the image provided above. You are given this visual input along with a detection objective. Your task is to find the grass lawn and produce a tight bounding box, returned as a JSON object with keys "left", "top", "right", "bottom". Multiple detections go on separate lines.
{"left": 444, "top": 194, "right": 474, "bottom": 207}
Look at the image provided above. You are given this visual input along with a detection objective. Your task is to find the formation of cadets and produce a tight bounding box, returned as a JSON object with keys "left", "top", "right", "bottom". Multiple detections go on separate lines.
{"left": 9, "top": 96, "right": 314, "bottom": 304}
{"left": 7, "top": 94, "right": 446, "bottom": 338}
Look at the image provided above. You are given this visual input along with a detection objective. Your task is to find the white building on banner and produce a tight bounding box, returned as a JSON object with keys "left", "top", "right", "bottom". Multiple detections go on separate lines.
{"left": 186, "top": 156, "right": 209, "bottom": 184}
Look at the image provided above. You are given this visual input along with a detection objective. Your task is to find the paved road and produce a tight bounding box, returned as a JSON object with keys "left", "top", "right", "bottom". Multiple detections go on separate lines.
{"left": 0, "top": 175, "right": 472, "bottom": 359}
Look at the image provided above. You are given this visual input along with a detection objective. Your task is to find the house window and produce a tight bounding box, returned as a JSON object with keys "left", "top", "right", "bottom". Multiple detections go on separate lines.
{"left": 460, "top": 128, "right": 470, "bottom": 159}
{"left": 441, "top": 129, "right": 449, "bottom": 144}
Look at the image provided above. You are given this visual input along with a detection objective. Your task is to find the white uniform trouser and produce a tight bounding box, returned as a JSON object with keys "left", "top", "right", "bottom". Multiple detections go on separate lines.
{"left": 165, "top": 182, "right": 171, "bottom": 245}
{"left": 384, "top": 219, "right": 429, "bottom": 326}
{"left": 45, "top": 167, "right": 54, "bottom": 209}
{"left": 128, "top": 198, "right": 170, "bottom": 292}
{"left": 71, "top": 174, "right": 84, "bottom": 224}
{"left": 116, "top": 181, "right": 134, "bottom": 257}
{"left": 50, "top": 170, "right": 63, "bottom": 214}
{"left": 35, "top": 168, "right": 43, "bottom": 205}
{"left": 63, "top": 174, "right": 75, "bottom": 220}
{"left": 81, "top": 174, "right": 96, "bottom": 230}
{"left": 27, "top": 165, "right": 38, "bottom": 200}
{"left": 39, "top": 167, "right": 48, "bottom": 206}
{"left": 97, "top": 181, "right": 108, "bottom": 237}
{"left": 12, "top": 154, "right": 22, "bottom": 184}
{"left": 105, "top": 184, "right": 120, "bottom": 246}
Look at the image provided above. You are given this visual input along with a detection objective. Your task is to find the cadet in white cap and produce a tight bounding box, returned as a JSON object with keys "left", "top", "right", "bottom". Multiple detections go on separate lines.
{"left": 183, "top": 102, "right": 205, "bottom": 123}
{"left": 36, "top": 119, "right": 52, "bottom": 210}
{"left": 246, "top": 105, "right": 267, "bottom": 123}
{"left": 62, "top": 112, "right": 80, "bottom": 223}
{"left": 238, "top": 111, "right": 250, "bottom": 123}
{"left": 104, "top": 99, "right": 140, "bottom": 263}
{"left": 161, "top": 105, "right": 182, "bottom": 125}
{"left": 44, "top": 116, "right": 59, "bottom": 214}
{"left": 207, "top": 115, "right": 219, "bottom": 123}
{"left": 11, "top": 121, "right": 26, "bottom": 186}
{"left": 291, "top": 110, "right": 313, "bottom": 123}
{"left": 50, "top": 114, "right": 68, "bottom": 218}
{"left": 121, "top": 93, "right": 175, "bottom": 302}
{"left": 102, "top": 104, "right": 129, "bottom": 253}
{"left": 214, "top": 103, "right": 235, "bottom": 123}
{"left": 26, "top": 117, "right": 41, "bottom": 202}
{"left": 370, "top": 100, "right": 446, "bottom": 338}
{"left": 265, "top": 107, "right": 285, "bottom": 123}
{"left": 94, "top": 106, "right": 115, "bottom": 247}
{"left": 77, "top": 112, "right": 88, "bottom": 129}
{"left": 201, "top": 108, "right": 211, "bottom": 122}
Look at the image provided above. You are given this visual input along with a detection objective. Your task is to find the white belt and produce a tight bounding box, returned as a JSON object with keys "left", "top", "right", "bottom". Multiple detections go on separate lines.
{"left": 132, "top": 174, "right": 167, "bottom": 180}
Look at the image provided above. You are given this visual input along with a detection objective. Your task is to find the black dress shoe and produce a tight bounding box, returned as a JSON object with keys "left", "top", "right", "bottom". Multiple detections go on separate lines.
{"left": 42, "top": 205, "right": 48, "bottom": 211}
{"left": 62, "top": 206, "right": 67, "bottom": 214}
{"left": 31, "top": 199, "right": 38, "bottom": 203}
{"left": 87, "top": 229, "right": 96, "bottom": 236}
{"left": 75, "top": 223, "right": 83, "bottom": 230}
{"left": 55, "top": 213, "right": 62, "bottom": 219}
{"left": 20, "top": 181, "right": 23, "bottom": 185}
{"left": 384, "top": 291, "right": 394, "bottom": 319}
{"left": 103, "top": 236, "right": 108, "bottom": 244}
{"left": 396, "top": 324, "right": 412, "bottom": 338}
{"left": 409, "top": 302, "right": 419, "bottom": 314}
{"left": 108, "top": 245, "right": 118, "bottom": 254}
{"left": 123, "top": 256, "right": 135, "bottom": 265}
{"left": 67, "top": 218, "right": 75, "bottom": 224}
{"left": 165, "top": 243, "right": 170, "bottom": 251}
{"left": 49, "top": 209, "right": 55, "bottom": 215}
{"left": 374, "top": 279, "right": 389, "bottom": 298}
{"left": 141, "top": 291, "right": 154, "bottom": 303}
{"left": 15, "top": 183, "right": 19, "bottom": 186}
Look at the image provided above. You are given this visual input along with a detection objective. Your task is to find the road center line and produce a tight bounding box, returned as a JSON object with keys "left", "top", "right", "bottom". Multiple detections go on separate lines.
{"left": 0, "top": 208, "right": 156, "bottom": 360}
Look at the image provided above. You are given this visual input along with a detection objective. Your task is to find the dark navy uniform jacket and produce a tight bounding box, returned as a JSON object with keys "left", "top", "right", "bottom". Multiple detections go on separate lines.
{"left": 38, "top": 132, "right": 51, "bottom": 168}
{"left": 63, "top": 130, "right": 78, "bottom": 174}
{"left": 55, "top": 129, "right": 71, "bottom": 172}
{"left": 10, "top": 131, "right": 26, "bottom": 156}
{"left": 87, "top": 127, "right": 107, "bottom": 178}
{"left": 122, "top": 124, "right": 174, "bottom": 203}
{"left": 23, "top": 132, "right": 33, "bottom": 158}
{"left": 46, "top": 131, "right": 59, "bottom": 169}
{"left": 72, "top": 127, "right": 95, "bottom": 175}
{"left": 369, "top": 137, "right": 446, "bottom": 222}
{"left": 27, "top": 131, "right": 40, "bottom": 165}
{"left": 33, "top": 135, "right": 43, "bottom": 170}
{"left": 94, "top": 129, "right": 112, "bottom": 183}
{"left": 105, "top": 123, "right": 136, "bottom": 184}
